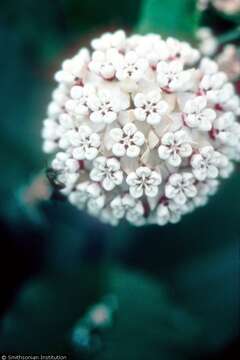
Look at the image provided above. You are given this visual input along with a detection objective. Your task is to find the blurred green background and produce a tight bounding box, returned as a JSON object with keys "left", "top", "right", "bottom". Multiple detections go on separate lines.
{"left": 0, "top": 0, "right": 239, "bottom": 359}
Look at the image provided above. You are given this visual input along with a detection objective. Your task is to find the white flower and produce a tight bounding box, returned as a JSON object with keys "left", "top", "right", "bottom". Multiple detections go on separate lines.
{"left": 91, "top": 30, "right": 126, "bottom": 51}
{"left": 208, "top": 83, "right": 240, "bottom": 113}
{"left": 200, "top": 57, "right": 219, "bottom": 75}
{"left": 51, "top": 152, "right": 80, "bottom": 173}
{"left": 69, "top": 181, "right": 105, "bottom": 215}
{"left": 133, "top": 90, "right": 169, "bottom": 124}
{"left": 219, "top": 159, "right": 234, "bottom": 178}
{"left": 67, "top": 125, "right": 100, "bottom": 160}
{"left": 54, "top": 49, "right": 90, "bottom": 85}
{"left": 156, "top": 200, "right": 182, "bottom": 225}
{"left": 158, "top": 130, "right": 192, "bottom": 166}
{"left": 109, "top": 123, "right": 145, "bottom": 157}
{"left": 184, "top": 96, "right": 216, "bottom": 131}
{"left": 110, "top": 194, "right": 144, "bottom": 223}
{"left": 89, "top": 49, "right": 120, "bottom": 80}
{"left": 166, "top": 37, "right": 200, "bottom": 64}
{"left": 69, "top": 181, "right": 90, "bottom": 209}
{"left": 65, "top": 85, "right": 95, "bottom": 118}
{"left": 217, "top": 44, "right": 240, "bottom": 81}
{"left": 42, "top": 118, "right": 60, "bottom": 153}
{"left": 165, "top": 173, "right": 197, "bottom": 205}
{"left": 197, "top": 27, "right": 218, "bottom": 56}
{"left": 199, "top": 72, "right": 227, "bottom": 94}
{"left": 126, "top": 167, "right": 162, "bottom": 198}
{"left": 191, "top": 146, "right": 223, "bottom": 181}
{"left": 51, "top": 152, "right": 80, "bottom": 193}
{"left": 135, "top": 35, "right": 169, "bottom": 67}
{"left": 126, "top": 208, "right": 145, "bottom": 226}
{"left": 212, "top": 112, "right": 240, "bottom": 146}
{"left": 115, "top": 51, "right": 148, "bottom": 82}
{"left": 88, "top": 90, "right": 129, "bottom": 123}
{"left": 90, "top": 156, "right": 123, "bottom": 191}
{"left": 47, "top": 84, "right": 69, "bottom": 118}
{"left": 157, "top": 60, "right": 192, "bottom": 92}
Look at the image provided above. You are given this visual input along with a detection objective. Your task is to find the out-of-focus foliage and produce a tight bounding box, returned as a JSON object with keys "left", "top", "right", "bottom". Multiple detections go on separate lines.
{"left": 0, "top": 265, "right": 202, "bottom": 357}
{"left": 137, "top": 0, "right": 200, "bottom": 40}
{"left": 0, "top": 0, "right": 239, "bottom": 358}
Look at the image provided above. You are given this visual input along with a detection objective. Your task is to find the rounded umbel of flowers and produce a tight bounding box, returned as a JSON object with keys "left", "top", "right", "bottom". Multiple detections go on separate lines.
{"left": 42, "top": 30, "right": 240, "bottom": 226}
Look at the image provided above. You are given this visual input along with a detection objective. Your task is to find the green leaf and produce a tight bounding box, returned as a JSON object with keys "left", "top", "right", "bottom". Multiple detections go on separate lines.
{"left": 0, "top": 265, "right": 107, "bottom": 354}
{"left": 136, "top": 0, "right": 200, "bottom": 41}
{"left": 0, "top": 266, "right": 201, "bottom": 358}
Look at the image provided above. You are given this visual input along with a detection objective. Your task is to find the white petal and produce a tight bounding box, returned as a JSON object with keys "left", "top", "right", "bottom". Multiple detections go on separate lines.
{"left": 123, "top": 122, "right": 137, "bottom": 135}
{"left": 112, "top": 143, "right": 126, "bottom": 157}
{"left": 90, "top": 111, "right": 103, "bottom": 123}
{"left": 103, "top": 111, "right": 117, "bottom": 124}
{"left": 90, "top": 168, "right": 103, "bottom": 182}
{"left": 169, "top": 173, "right": 182, "bottom": 186}
{"left": 107, "top": 158, "right": 121, "bottom": 171}
{"left": 130, "top": 185, "right": 143, "bottom": 198}
{"left": 110, "top": 128, "right": 123, "bottom": 142}
{"left": 165, "top": 184, "right": 177, "bottom": 199}
{"left": 134, "top": 108, "right": 146, "bottom": 121}
{"left": 133, "top": 131, "right": 145, "bottom": 146}
{"left": 72, "top": 147, "right": 85, "bottom": 160}
{"left": 126, "top": 145, "right": 140, "bottom": 157}
{"left": 126, "top": 173, "right": 137, "bottom": 186}
{"left": 161, "top": 132, "right": 174, "bottom": 145}
{"left": 147, "top": 113, "right": 161, "bottom": 125}
{"left": 179, "top": 143, "right": 192, "bottom": 157}
{"left": 169, "top": 153, "right": 182, "bottom": 167}
{"left": 145, "top": 185, "right": 158, "bottom": 197}
{"left": 134, "top": 93, "right": 145, "bottom": 107}
{"left": 158, "top": 145, "right": 171, "bottom": 160}
{"left": 175, "top": 191, "right": 187, "bottom": 205}
{"left": 102, "top": 177, "right": 115, "bottom": 191}
{"left": 85, "top": 147, "right": 98, "bottom": 160}
{"left": 207, "top": 165, "right": 218, "bottom": 178}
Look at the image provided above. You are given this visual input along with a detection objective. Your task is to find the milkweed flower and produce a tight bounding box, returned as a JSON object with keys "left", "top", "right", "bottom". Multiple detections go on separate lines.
{"left": 42, "top": 30, "right": 240, "bottom": 226}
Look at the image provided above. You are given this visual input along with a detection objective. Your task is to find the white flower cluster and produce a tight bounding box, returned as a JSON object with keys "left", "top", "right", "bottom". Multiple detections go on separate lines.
{"left": 42, "top": 30, "right": 240, "bottom": 226}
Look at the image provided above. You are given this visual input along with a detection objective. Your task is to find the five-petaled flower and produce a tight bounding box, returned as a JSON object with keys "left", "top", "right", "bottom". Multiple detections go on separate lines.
{"left": 89, "top": 49, "right": 120, "bottom": 80}
{"left": 157, "top": 60, "right": 193, "bottom": 92}
{"left": 90, "top": 156, "right": 123, "bottom": 190}
{"left": 54, "top": 49, "right": 90, "bottom": 85}
{"left": 212, "top": 112, "right": 240, "bottom": 146}
{"left": 51, "top": 152, "right": 80, "bottom": 193}
{"left": 126, "top": 166, "right": 162, "bottom": 198}
{"left": 88, "top": 90, "right": 129, "bottom": 123}
{"left": 184, "top": 96, "right": 216, "bottom": 131}
{"left": 69, "top": 181, "right": 105, "bottom": 215}
{"left": 91, "top": 30, "right": 126, "bottom": 51}
{"left": 191, "top": 146, "right": 223, "bottom": 181}
{"left": 156, "top": 200, "right": 182, "bottom": 225}
{"left": 109, "top": 123, "right": 145, "bottom": 157}
{"left": 67, "top": 125, "right": 101, "bottom": 160}
{"left": 110, "top": 194, "right": 144, "bottom": 222}
{"left": 65, "top": 85, "right": 95, "bottom": 118}
{"left": 165, "top": 172, "right": 197, "bottom": 205}
{"left": 115, "top": 51, "right": 148, "bottom": 82}
{"left": 133, "top": 90, "right": 169, "bottom": 124}
{"left": 158, "top": 130, "right": 192, "bottom": 167}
